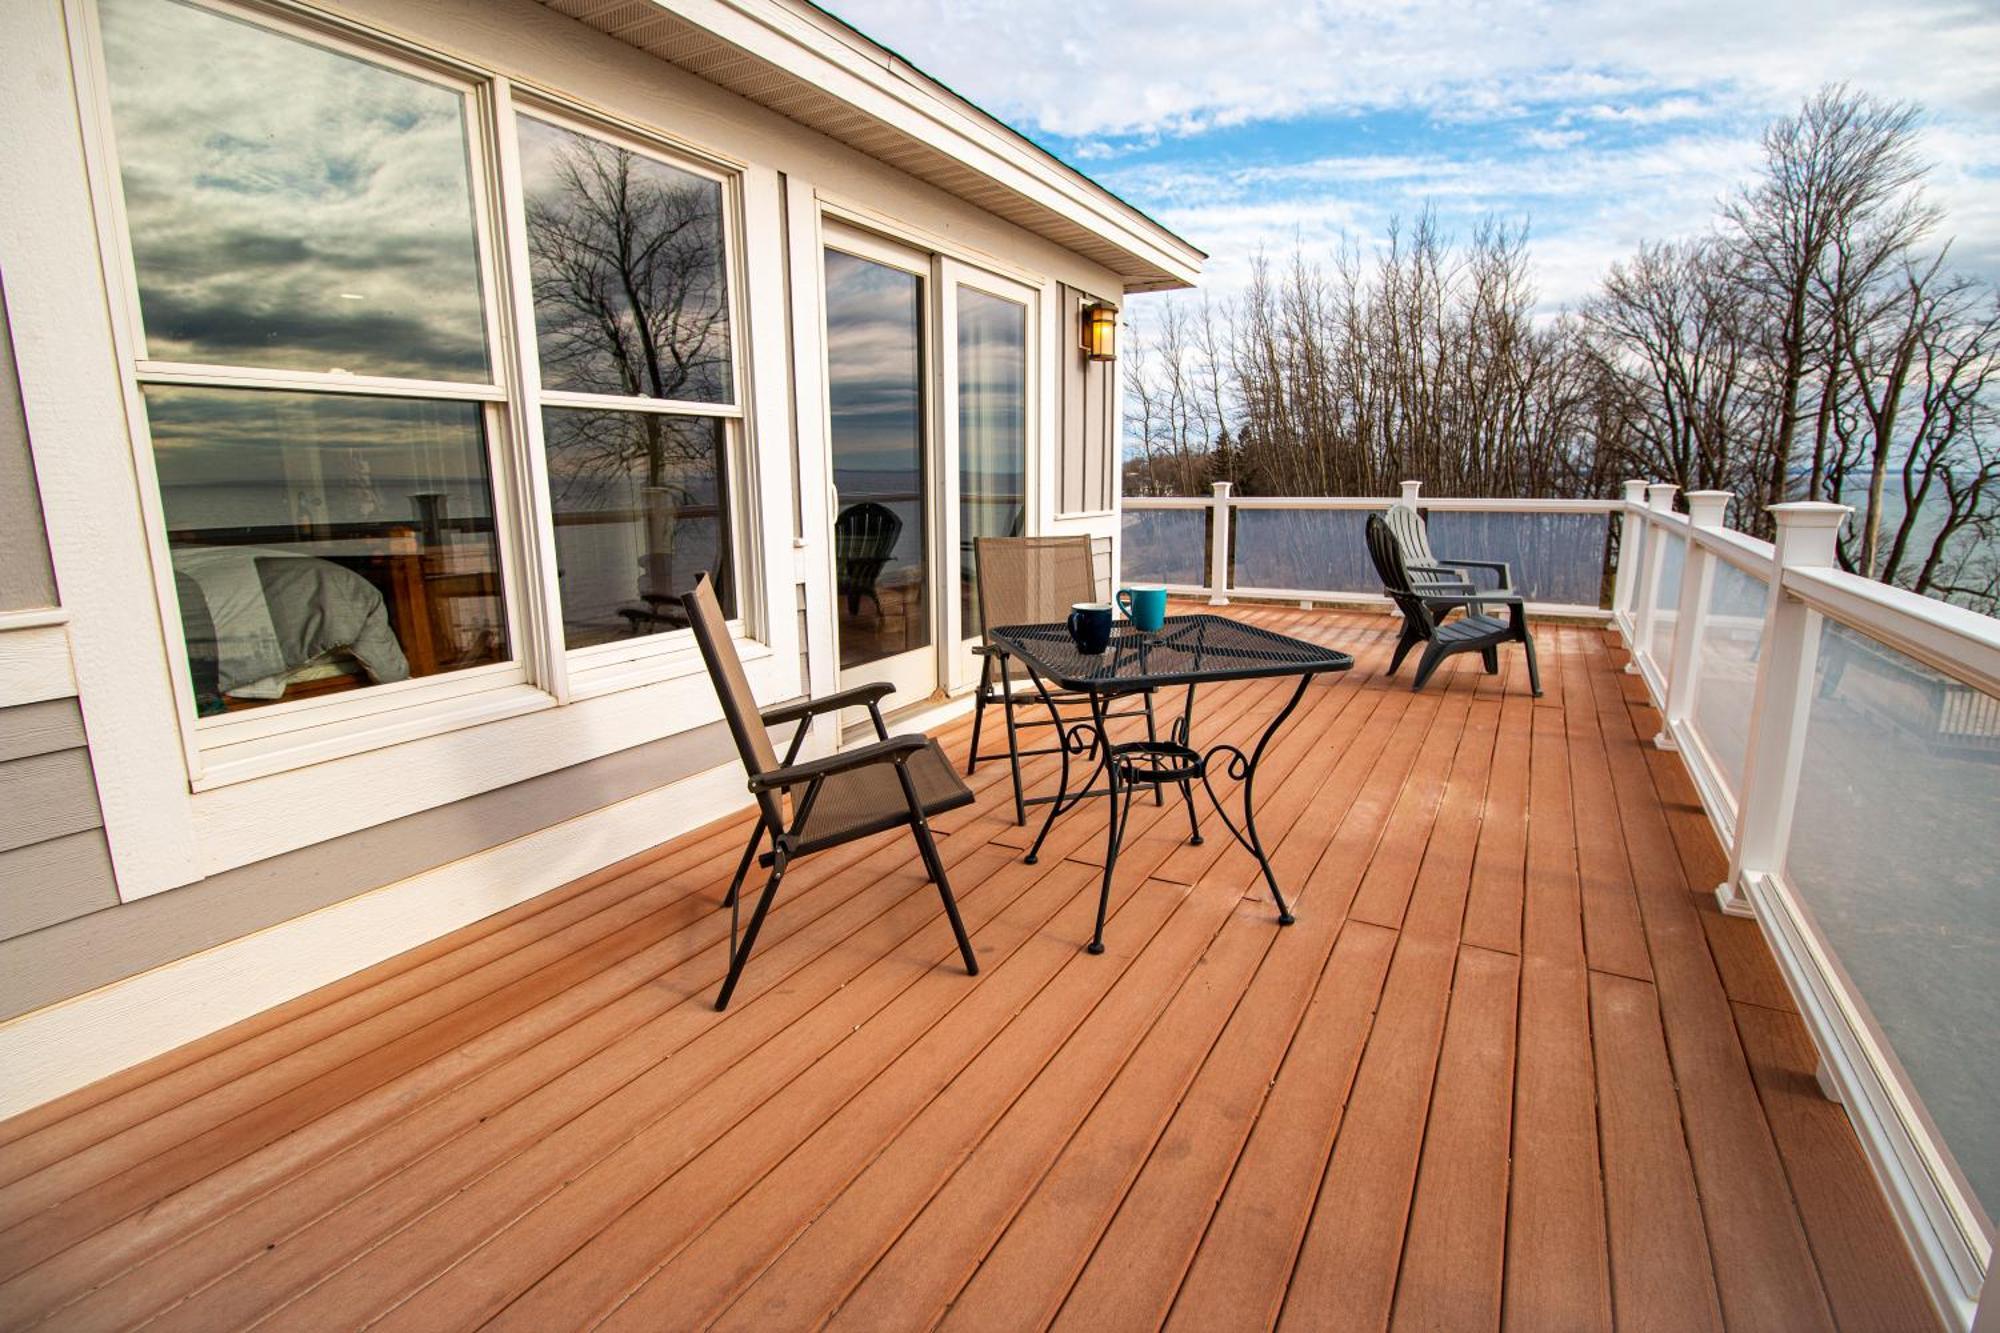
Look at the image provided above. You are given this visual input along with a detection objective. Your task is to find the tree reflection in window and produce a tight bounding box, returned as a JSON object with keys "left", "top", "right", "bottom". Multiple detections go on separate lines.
{"left": 520, "top": 117, "right": 734, "bottom": 404}
{"left": 519, "top": 116, "right": 739, "bottom": 646}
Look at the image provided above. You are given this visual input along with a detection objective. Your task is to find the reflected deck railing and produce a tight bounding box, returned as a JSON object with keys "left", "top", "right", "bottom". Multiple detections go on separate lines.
{"left": 1123, "top": 480, "right": 2000, "bottom": 1331}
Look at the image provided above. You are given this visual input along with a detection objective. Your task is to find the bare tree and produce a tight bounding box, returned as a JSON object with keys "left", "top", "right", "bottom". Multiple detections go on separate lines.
{"left": 1723, "top": 84, "right": 1938, "bottom": 511}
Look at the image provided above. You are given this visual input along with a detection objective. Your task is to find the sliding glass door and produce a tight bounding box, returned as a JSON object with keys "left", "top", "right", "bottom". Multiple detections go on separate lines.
{"left": 822, "top": 226, "right": 1036, "bottom": 707}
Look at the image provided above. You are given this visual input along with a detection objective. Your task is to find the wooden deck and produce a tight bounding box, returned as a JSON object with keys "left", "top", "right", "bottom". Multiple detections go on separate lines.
{"left": 0, "top": 606, "right": 1940, "bottom": 1331}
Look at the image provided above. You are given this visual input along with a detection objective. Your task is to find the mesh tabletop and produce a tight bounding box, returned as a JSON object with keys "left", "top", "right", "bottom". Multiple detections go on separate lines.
{"left": 988, "top": 614, "right": 1354, "bottom": 692}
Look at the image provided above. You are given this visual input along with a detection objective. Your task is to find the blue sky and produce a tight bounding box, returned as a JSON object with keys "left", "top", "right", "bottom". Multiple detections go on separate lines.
{"left": 822, "top": 0, "right": 2000, "bottom": 313}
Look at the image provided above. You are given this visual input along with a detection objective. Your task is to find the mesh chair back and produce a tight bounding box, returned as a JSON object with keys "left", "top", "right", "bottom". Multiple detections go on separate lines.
{"left": 682, "top": 573, "right": 786, "bottom": 826}
{"left": 972, "top": 536, "right": 1097, "bottom": 639}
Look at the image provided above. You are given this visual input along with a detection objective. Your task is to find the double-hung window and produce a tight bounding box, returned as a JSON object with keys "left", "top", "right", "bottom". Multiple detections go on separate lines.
{"left": 87, "top": 0, "right": 751, "bottom": 763}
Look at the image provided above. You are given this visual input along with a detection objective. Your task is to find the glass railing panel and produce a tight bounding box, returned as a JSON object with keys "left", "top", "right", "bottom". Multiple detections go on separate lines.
{"left": 1230, "top": 507, "right": 1375, "bottom": 595}
{"left": 1787, "top": 620, "right": 2000, "bottom": 1234}
{"left": 1647, "top": 531, "right": 1685, "bottom": 678}
{"left": 1119, "top": 507, "right": 1208, "bottom": 587}
{"left": 1423, "top": 509, "right": 1611, "bottom": 606}
{"left": 1688, "top": 558, "right": 1768, "bottom": 798}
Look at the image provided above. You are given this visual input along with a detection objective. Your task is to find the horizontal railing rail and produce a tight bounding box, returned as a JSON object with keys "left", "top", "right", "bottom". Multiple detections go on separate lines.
{"left": 1122, "top": 481, "right": 1618, "bottom": 618}
{"left": 1119, "top": 476, "right": 1998, "bottom": 1329}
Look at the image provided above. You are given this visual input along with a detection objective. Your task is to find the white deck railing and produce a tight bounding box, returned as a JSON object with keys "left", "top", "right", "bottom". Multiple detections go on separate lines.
{"left": 1123, "top": 480, "right": 1999, "bottom": 1330}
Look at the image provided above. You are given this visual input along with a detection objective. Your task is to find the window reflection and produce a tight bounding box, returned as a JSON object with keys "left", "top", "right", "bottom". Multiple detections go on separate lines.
{"left": 97, "top": 0, "right": 490, "bottom": 380}
{"left": 957, "top": 288, "right": 1027, "bottom": 629}
{"left": 826, "top": 250, "right": 928, "bottom": 670}
{"left": 519, "top": 116, "right": 733, "bottom": 404}
{"left": 147, "top": 388, "right": 508, "bottom": 713}
{"left": 542, "top": 409, "right": 732, "bottom": 647}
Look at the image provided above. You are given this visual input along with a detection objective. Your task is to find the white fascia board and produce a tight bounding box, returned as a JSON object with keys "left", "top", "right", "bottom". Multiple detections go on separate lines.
{"left": 641, "top": 0, "right": 1204, "bottom": 289}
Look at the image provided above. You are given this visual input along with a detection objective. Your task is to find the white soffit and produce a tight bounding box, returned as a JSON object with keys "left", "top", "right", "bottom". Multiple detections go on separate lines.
{"left": 537, "top": 0, "right": 1204, "bottom": 291}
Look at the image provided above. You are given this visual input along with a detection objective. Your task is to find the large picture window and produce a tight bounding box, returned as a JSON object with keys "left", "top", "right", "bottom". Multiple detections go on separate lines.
{"left": 90, "top": 0, "right": 750, "bottom": 733}
{"left": 519, "top": 114, "right": 741, "bottom": 647}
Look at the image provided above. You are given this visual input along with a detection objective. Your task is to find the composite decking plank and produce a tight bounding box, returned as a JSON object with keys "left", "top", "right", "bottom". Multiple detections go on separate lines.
{"left": 0, "top": 846, "right": 760, "bottom": 1278}
{"left": 1387, "top": 943, "right": 1520, "bottom": 1332}
{"left": 836, "top": 671, "right": 1394, "bottom": 1331}
{"left": 1031, "top": 688, "right": 1474, "bottom": 1333}
{"left": 128, "top": 839, "right": 1035, "bottom": 1333}
{"left": 385, "top": 856, "right": 1153, "bottom": 1332}
{"left": 934, "top": 683, "right": 1400, "bottom": 1331}
{"left": 428, "top": 676, "right": 1304, "bottom": 1328}
{"left": 676, "top": 665, "right": 1367, "bottom": 1330}
{"left": 469, "top": 862, "right": 1168, "bottom": 1333}
{"left": 1589, "top": 969, "right": 1725, "bottom": 1332}
{"left": 1276, "top": 681, "right": 1496, "bottom": 1331}
{"left": 1501, "top": 668, "right": 1613, "bottom": 1333}
{"left": 1460, "top": 690, "right": 1532, "bottom": 954}
{"left": 1730, "top": 1001, "right": 1941, "bottom": 1332}
{"left": 1579, "top": 630, "right": 1835, "bottom": 1331}
{"left": 683, "top": 874, "right": 1247, "bottom": 1333}
{"left": 0, "top": 608, "right": 1939, "bottom": 1333}
{"left": 0, "top": 817, "right": 739, "bottom": 1167}
{"left": 1159, "top": 688, "right": 1451, "bottom": 1332}
{"left": 0, "top": 821, "right": 747, "bottom": 1197}
{"left": 1561, "top": 625, "right": 1655, "bottom": 983}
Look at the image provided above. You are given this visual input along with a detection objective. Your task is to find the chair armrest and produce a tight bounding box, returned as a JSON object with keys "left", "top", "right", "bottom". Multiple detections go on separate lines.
{"left": 1434, "top": 555, "right": 1514, "bottom": 587}
{"left": 759, "top": 680, "right": 896, "bottom": 729}
{"left": 747, "top": 734, "right": 928, "bottom": 792}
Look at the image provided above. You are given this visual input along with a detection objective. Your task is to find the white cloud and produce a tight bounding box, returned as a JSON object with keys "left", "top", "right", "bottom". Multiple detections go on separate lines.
{"left": 832, "top": 0, "right": 2000, "bottom": 140}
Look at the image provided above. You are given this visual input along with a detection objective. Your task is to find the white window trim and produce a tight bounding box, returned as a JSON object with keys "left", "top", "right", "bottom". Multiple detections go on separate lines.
{"left": 6, "top": 0, "right": 802, "bottom": 895}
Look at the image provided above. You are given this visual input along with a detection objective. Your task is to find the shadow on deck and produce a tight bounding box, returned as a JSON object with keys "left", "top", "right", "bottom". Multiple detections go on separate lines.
{"left": 0, "top": 605, "right": 1939, "bottom": 1330}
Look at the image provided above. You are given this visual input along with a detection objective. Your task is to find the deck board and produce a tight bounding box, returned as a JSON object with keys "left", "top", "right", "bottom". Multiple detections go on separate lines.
{"left": 0, "top": 605, "right": 1938, "bottom": 1333}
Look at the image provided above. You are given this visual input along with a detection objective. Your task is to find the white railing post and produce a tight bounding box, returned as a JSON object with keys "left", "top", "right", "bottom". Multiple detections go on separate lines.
{"left": 1655, "top": 490, "right": 1732, "bottom": 750}
{"left": 1715, "top": 501, "right": 1849, "bottom": 917}
{"left": 1628, "top": 482, "right": 1678, "bottom": 675}
{"left": 1611, "top": 479, "right": 1650, "bottom": 626}
{"left": 1399, "top": 479, "right": 1422, "bottom": 505}
{"left": 1207, "top": 480, "right": 1232, "bottom": 606}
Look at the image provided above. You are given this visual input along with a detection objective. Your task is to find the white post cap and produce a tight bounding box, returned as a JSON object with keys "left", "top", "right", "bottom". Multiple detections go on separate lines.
{"left": 1646, "top": 482, "right": 1680, "bottom": 511}
{"left": 1399, "top": 480, "right": 1422, "bottom": 503}
{"left": 1210, "top": 479, "right": 1232, "bottom": 497}
{"left": 1769, "top": 501, "right": 1849, "bottom": 567}
{"left": 1621, "top": 479, "right": 1651, "bottom": 504}
{"left": 1685, "top": 490, "right": 1733, "bottom": 527}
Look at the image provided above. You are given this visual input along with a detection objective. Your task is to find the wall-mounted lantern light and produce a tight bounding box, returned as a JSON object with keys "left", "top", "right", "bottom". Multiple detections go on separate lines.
{"left": 1079, "top": 300, "right": 1117, "bottom": 362}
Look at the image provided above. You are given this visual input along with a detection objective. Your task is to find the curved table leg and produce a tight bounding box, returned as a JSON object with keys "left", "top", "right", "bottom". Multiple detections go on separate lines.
{"left": 1022, "top": 670, "right": 1107, "bottom": 866}
{"left": 1199, "top": 673, "right": 1312, "bottom": 926}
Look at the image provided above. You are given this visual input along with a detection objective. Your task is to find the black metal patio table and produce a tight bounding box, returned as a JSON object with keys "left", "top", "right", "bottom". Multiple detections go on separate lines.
{"left": 986, "top": 613, "right": 1354, "bottom": 953}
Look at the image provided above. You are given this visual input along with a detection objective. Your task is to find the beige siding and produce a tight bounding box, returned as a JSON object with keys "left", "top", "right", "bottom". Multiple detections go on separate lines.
{"left": 1054, "top": 285, "right": 1119, "bottom": 518}
{"left": 0, "top": 699, "right": 118, "bottom": 941}
{"left": 0, "top": 280, "right": 59, "bottom": 612}
{"left": 0, "top": 718, "right": 741, "bottom": 1020}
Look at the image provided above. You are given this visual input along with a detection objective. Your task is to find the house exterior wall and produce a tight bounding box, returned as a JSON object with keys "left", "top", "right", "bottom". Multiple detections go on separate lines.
{"left": 0, "top": 284, "right": 58, "bottom": 613}
{"left": 0, "top": 0, "right": 1150, "bottom": 1113}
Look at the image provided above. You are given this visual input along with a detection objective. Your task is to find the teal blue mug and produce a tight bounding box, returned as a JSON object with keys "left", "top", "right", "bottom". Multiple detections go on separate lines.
{"left": 1067, "top": 601, "right": 1113, "bottom": 654}
{"left": 1117, "top": 584, "right": 1167, "bottom": 633}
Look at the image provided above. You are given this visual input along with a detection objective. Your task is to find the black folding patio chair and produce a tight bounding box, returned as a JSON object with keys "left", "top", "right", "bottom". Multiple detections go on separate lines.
{"left": 966, "top": 536, "right": 1159, "bottom": 825}
{"left": 1366, "top": 513, "right": 1542, "bottom": 696}
{"left": 681, "top": 574, "right": 979, "bottom": 1010}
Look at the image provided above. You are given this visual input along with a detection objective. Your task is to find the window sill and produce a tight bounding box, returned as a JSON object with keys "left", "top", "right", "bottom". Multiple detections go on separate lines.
{"left": 189, "top": 633, "right": 773, "bottom": 792}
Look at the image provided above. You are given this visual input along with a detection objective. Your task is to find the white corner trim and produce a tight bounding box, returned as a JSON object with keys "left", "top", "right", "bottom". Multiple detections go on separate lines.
{"left": 0, "top": 759, "right": 752, "bottom": 1122}
{"left": 0, "top": 622, "right": 78, "bottom": 708}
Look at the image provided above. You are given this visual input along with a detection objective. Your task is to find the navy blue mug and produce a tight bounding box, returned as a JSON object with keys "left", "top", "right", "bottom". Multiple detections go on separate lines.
{"left": 1067, "top": 601, "right": 1113, "bottom": 654}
